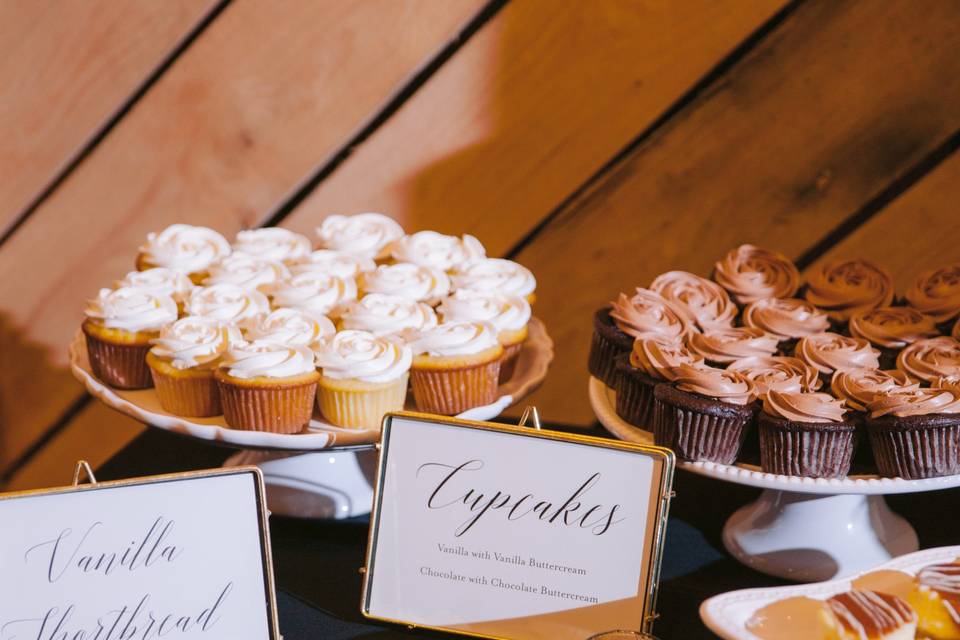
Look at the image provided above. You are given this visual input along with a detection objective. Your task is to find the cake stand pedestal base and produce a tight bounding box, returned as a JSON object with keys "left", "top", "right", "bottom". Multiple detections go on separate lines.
{"left": 722, "top": 489, "right": 918, "bottom": 582}
{"left": 223, "top": 449, "right": 377, "bottom": 519}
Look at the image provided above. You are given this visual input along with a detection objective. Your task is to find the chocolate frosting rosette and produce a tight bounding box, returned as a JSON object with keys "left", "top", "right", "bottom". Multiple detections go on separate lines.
{"left": 713, "top": 244, "right": 800, "bottom": 306}
{"left": 614, "top": 336, "right": 703, "bottom": 429}
{"left": 830, "top": 368, "right": 917, "bottom": 413}
{"left": 794, "top": 332, "right": 880, "bottom": 382}
{"left": 896, "top": 336, "right": 960, "bottom": 384}
{"left": 687, "top": 326, "right": 778, "bottom": 366}
{"left": 849, "top": 306, "right": 939, "bottom": 368}
{"left": 649, "top": 270, "right": 737, "bottom": 330}
{"left": 804, "top": 258, "right": 893, "bottom": 325}
{"left": 904, "top": 262, "right": 960, "bottom": 327}
{"left": 728, "top": 355, "right": 822, "bottom": 400}
{"left": 741, "top": 297, "right": 830, "bottom": 354}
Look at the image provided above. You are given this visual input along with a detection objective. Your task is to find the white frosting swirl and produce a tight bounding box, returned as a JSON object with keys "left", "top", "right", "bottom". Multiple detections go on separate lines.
{"left": 451, "top": 258, "right": 536, "bottom": 298}
{"left": 290, "top": 250, "right": 376, "bottom": 279}
{"left": 85, "top": 286, "right": 178, "bottom": 333}
{"left": 315, "top": 330, "right": 412, "bottom": 383}
{"left": 116, "top": 268, "right": 195, "bottom": 303}
{"left": 138, "top": 224, "right": 231, "bottom": 274}
{"left": 268, "top": 273, "right": 358, "bottom": 317}
{"left": 150, "top": 316, "right": 242, "bottom": 369}
{"left": 315, "top": 213, "right": 404, "bottom": 259}
{"left": 340, "top": 294, "right": 437, "bottom": 337}
{"left": 232, "top": 228, "right": 311, "bottom": 264}
{"left": 246, "top": 307, "right": 336, "bottom": 351}
{"left": 438, "top": 290, "right": 530, "bottom": 333}
{"left": 389, "top": 231, "right": 486, "bottom": 271}
{"left": 409, "top": 322, "right": 500, "bottom": 357}
{"left": 185, "top": 283, "right": 270, "bottom": 329}
{"left": 359, "top": 263, "right": 450, "bottom": 304}
{"left": 220, "top": 340, "right": 317, "bottom": 379}
{"left": 203, "top": 253, "right": 291, "bottom": 292}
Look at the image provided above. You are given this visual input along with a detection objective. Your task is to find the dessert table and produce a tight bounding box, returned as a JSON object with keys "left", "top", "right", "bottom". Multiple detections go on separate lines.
{"left": 95, "top": 425, "right": 960, "bottom": 639}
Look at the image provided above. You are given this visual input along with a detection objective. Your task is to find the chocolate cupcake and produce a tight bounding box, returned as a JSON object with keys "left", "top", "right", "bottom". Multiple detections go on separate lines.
{"left": 866, "top": 386, "right": 960, "bottom": 479}
{"left": 742, "top": 297, "right": 830, "bottom": 355}
{"left": 904, "top": 262, "right": 960, "bottom": 332}
{"left": 649, "top": 270, "right": 737, "bottom": 330}
{"left": 849, "top": 306, "right": 939, "bottom": 369}
{"left": 687, "top": 327, "right": 778, "bottom": 367}
{"left": 804, "top": 258, "right": 893, "bottom": 330}
{"left": 614, "top": 337, "right": 703, "bottom": 429}
{"left": 713, "top": 244, "right": 800, "bottom": 306}
{"left": 758, "top": 390, "right": 856, "bottom": 478}
{"left": 652, "top": 364, "right": 756, "bottom": 464}
{"left": 794, "top": 332, "right": 880, "bottom": 385}
{"left": 896, "top": 336, "right": 960, "bottom": 384}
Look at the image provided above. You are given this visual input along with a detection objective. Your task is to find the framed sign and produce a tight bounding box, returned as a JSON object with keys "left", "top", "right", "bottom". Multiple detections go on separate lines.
{"left": 361, "top": 412, "right": 675, "bottom": 640}
{"left": 0, "top": 465, "right": 280, "bottom": 640}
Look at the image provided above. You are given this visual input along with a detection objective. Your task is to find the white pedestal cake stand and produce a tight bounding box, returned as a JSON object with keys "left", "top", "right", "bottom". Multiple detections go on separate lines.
{"left": 589, "top": 376, "right": 960, "bottom": 582}
{"left": 68, "top": 319, "right": 553, "bottom": 520}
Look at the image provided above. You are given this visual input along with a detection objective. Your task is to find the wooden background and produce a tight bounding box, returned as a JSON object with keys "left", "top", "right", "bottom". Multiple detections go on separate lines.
{"left": 2, "top": 0, "right": 959, "bottom": 490}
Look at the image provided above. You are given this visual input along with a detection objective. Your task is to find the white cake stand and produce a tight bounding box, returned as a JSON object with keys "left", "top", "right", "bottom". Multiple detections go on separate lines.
{"left": 68, "top": 320, "right": 553, "bottom": 519}
{"left": 589, "top": 376, "right": 960, "bottom": 582}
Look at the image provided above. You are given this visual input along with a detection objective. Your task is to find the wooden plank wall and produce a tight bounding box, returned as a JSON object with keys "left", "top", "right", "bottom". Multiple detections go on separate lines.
{"left": 3, "top": 0, "right": 959, "bottom": 489}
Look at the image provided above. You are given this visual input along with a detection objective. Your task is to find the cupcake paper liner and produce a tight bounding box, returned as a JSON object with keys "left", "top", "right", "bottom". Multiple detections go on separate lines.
{"left": 499, "top": 341, "right": 524, "bottom": 384}
{"left": 84, "top": 332, "right": 153, "bottom": 389}
{"left": 652, "top": 384, "right": 753, "bottom": 464}
{"left": 614, "top": 354, "right": 659, "bottom": 429}
{"left": 758, "top": 413, "right": 856, "bottom": 478}
{"left": 317, "top": 374, "right": 408, "bottom": 429}
{"left": 411, "top": 359, "right": 501, "bottom": 416}
{"left": 149, "top": 366, "right": 221, "bottom": 417}
{"left": 588, "top": 307, "right": 632, "bottom": 387}
{"left": 868, "top": 414, "right": 960, "bottom": 480}
{"left": 217, "top": 378, "right": 318, "bottom": 434}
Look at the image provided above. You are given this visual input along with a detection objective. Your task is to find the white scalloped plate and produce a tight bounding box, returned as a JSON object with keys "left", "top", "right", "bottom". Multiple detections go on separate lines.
{"left": 700, "top": 545, "right": 960, "bottom": 639}
{"left": 70, "top": 318, "right": 553, "bottom": 452}
{"left": 589, "top": 376, "right": 960, "bottom": 495}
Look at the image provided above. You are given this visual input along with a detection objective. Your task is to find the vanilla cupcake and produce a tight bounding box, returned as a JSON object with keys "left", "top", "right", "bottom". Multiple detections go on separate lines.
{"left": 359, "top": 263, "right": 450, "bottom": 305}
{"left": 742, "top": 298, "right": 830, "bottom": 354}
{"left": 315, "top": 213, "right": 404, "bottom": 260}
{"left": 232, "top": 228, "right": 311, "bottom": 265}
{"left": 451, "top": 258, "right": 537, "bottom": 304}
{"left": 246, "top": 307, "right": 336, "bottom": 352}
{"left": 905, "top": 262, "right": 960, "bottom": 329}
{"left": 407, "top": 322, "right": 503, "bottom": 415}
{"left": 116, "top": 267, "right": 195, "bottom": 308}
{"left": 147, "top": 316, "right": 241, "bottom": 416}
{"left": 83, "top": 286, "right": 179, "bottom": 388}
{"left": 267, "top": 272, "right": 357, "bottom": 319}
{"left": 216, "top": 340, "right": 320, "bottom": 433}
{"left": 804, "top": 258, "right": 893, "bottom": 326}
{"left": 794, "top": 332, "right": 880, "bottom": 382}
{"left": 186, "top": 283, "right": 270, "bottom": 331}
{"left": 340, "top": 293, "right": 438, "bottom": 338}
{"left": 713, "top": 244, "right": 800, "bottom": 306}
{"left": 389, "top": 231, "right": 486, "bottom": 272}
{"left": 203, "top": 253, "right": 291, "bottom": 293}
{"left": 137, "top": 224, "right": 231, "bottom": 283}
{"left": 650, "top": 270, "right": 736, "bottom": 330}
{"left": 289, "top": 250, "right": 376, "bottom": 279}
{"left": 314, "top": 330, "right": 412, "bottom": 429}
{"left": 896, "top": 336, "right": 960, "bottom": 384}
{"left": 687, "top": 327, "right": 778, "bottom": 366}
{"left": 849, "top": 306, "right": 939, "bottom": 368}
{"left": 614, "top": 337, "right": 704, "bottom": 429}
{"left": 438, "top": 290, "right": 531, "bottom": 381}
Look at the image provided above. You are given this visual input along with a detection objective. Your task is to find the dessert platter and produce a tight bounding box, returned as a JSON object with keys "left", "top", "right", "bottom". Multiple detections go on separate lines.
{"left": 70, "top": 214, "right": 553, "bottom": 518}
{"left": 588, "top": 246, "right": 960, "bottom": 581}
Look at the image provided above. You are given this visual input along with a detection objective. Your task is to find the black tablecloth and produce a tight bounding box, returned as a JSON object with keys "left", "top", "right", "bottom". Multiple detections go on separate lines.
{"left": 96, "top": 427, "right": 960, "bottom": 639}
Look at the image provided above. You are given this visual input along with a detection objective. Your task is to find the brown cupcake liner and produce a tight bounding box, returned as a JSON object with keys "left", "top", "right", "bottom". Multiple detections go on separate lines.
{"left": 758, "top": 413, "right": 857, "bottom": 478}
{"left": 588, "top": 307, "right": 632, "bottom": 387}
{"left": 614, "top": 353, "right": 658, "bottom": 429}
{"left": 499, "top": 341, "right": 524, "bottom": 384}
{"left": 217, "top": 378, "right": 317, "bottom": 433}
{"left": 652, "top": 384, "right": 753, "bottom": 464}
{"left": 868, "top": 414, "right": 960, "bottom": 479}
{"left": 84, "top": 331, "right": 153, "bottom": 389}
{"left": 411, "top": 359, "right": 500, "bottom": 416}
{"left": 150, "top": 366, "right": 221, "bottom": 417}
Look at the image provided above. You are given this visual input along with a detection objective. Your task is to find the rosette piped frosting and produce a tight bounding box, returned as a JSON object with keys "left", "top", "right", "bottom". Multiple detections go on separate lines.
{"left": 905, "top": 262, "right": 960, "bottom": 323}
{"left": 804, "top": 258, "right": 893, "bottom": 322}
{"left": 630, "top": 337, "right": 703, "bottom": 381}
{"left": 267, "top": 273, "right": 357, "bottom": 318}
{"left": 762, "top": 390, "right": 846, "bottom": 423}
{"left": 896, "top": 337, "right": 960, "bottom": 383}
{"left": 359, "top": 263, "right": 450, "bottom": 305}
{"left": 849, "top": 306, "right": 939, "bottom": 349}
{"left": 289, "top": 250, "right": 376, "bottom": 279}
{"left": 438, "top": 290, "right": 530, "bottom": 334}
{"left": 741, "top": 298, "right": 830, "bottom": 340}
{"left": 671, "top": 364, "right": 756, "bottom": 405}
{"left": 231, "top": 228, "right": 311, "bottom": 264}
{"left": 315, "top": 213, "right": 404, "bottom": 259}
{"left": 340, "top": 294, "right": 438, "bottom": 337}
{"left": 315, "top": 330, "right": 412, "bottom": 384}
{"left": 138, "top": 224, "right": 231, "bottom": 274}
{"left": 220, "top": 340, "right": 317, "bottom": 379}
{"left": 867, "top": 386, "right": 960, "bottom": 418}
{"left": 389, "top": 231, "right": 486, "bottom": 272}
{"left": 408, "top": 322, "right": 500, "bottom": 357}
{"left": 151, "top": 316, "right": 242, "bottom": 369}
{"left": 245, "top": 307, "right": 336, "bottom": 351}
{"left": 713, "top": 244, "right": 800, "bottom": 305}
{"left": 831, "top": 368, "right": 917, "bottom": 412}
{"left": 85, "top": 286, "right": 178, "bottom": 333}
{"left": 687, "top": 327, "right": 778, "bottom": 363}
{"left": 185, "top": 283, "right": 270, "bottom": 329}
{"left": 451, "top": 258, "right": 536, "bottom": 299}
{"left": 610, "top": 288, "right": 694, "bottom": 341}
{"left": 116, "top": 268, "right": 195, "bottom": 303}
{"left": 650, "top": 270, "right": 736, "bottom": 330}
{"left": 728, "top": 356, "right": 821, "bottom": 399}
{"left": 203, "top": 253, "right": 291, "bottom": 292}
{"left": 795, "top": 332, "right": 880, "bottom": 375}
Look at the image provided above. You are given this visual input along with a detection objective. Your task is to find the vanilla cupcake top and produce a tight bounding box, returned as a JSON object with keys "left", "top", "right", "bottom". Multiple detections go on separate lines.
{"left": 185, "top": 283, "right": 270, "bottom": 329}
{"left": 671, "top": 364, "right": 756, "bottom": 405}
{"left": 359, "top": 263, "right": 450, "bottom": 304}
{"left": 630, "top": 337, "right": 704, "bottom": 381}
{"left": 389, "top": 231, "right": 486, "bottom": 271}
{"left": 610, "top": 288, "right": 694, "bottom": 341}
{"left": 867, "top": 386, "right": 960, "bottom": 418}
{"left": 763, "top": 390, "right": 846, "bottom": 423}
{"left": 804, "top": 258, "right": 893, "bottom": 322}
{"left": 220, "top": 340, "right": 317, "bottom": 379}
{"left": 728, "top": 356, "right": 821, "bottom": 399}
{"left": 831, "top": 368, "right": 917, "bottom": 412}
{"left": 438, "top": 290, "right": 530, "bottom": 334}
{"left": 451, "top": 258, "right": 537, "bottom": 298}
{"left": 139, "top": 224, "right": 231, "bottom": 274}
{"left": 742, "top": 298, "right": 830, "bottom": 341}
{"left": 203, "top": 253, "right": 291, "bottom": 292}
{"left": 232, "top": 228, "right": 311, "bottom": 264}
{"left": 650, "top": 270, "right": 736, "bottom": 330}
{"left": 315, "top": 213, "right": 404, "bottom": 259}
{"left": 268, "top": 273, "right": 357, "bottom": 318}
{"left": 687, "top": 327, "right": 778, "bottom": 363}
{"left": 408, "top": 321, "right": 500, "bottom": 358}
{"left": 85, "top": 286, "right": 178, "bottom": 333}
{"left": 714, "top": 244, "right": 800, "bottom": 305}
{"left": 315, "top": 330, "right": 412, "bottom": 384}
{"left": 289, "top": 250, "right": 376, "bottom": 279}
{"left": 245, "top": 307, "right": 336, "bottom": 351}
{"left": 150, "top": 316, "right": 242, "bottom": 370}
{"left": 340, "top": 293, "right": 438, "bottom": 337}
{"left": 116, "top": 267, "right": 195, "bottom": 303}
{"left": 904, "top": 262, "right": 960, "bottom": 323}
{"left": 849, "top": 306, "right": 939, "bottom": 349}
{"left": 896, "top": 337, "right": 960, "bottom": 383}
{"left": 795, "top": 332, "right": 880, "bottom": 375}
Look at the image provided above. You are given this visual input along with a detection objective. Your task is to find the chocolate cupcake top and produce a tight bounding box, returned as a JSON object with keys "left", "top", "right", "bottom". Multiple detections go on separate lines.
{"left": 795, "top": 332, "right": 880, "bottom": 376}
{"left": 867, "top": 386, "right": 960, "bottom": 418}
{"left": 849, "top": 306, "right": 939, "bottom": 349}
{"left": 713, "top": 244, "right": 800, "bottom": 305}
{"left": 762, "top": 390, "right": 847, "bottom": 423}
{"left": 687, "top": 327, "right": 778, "bottom": 363}
{"left": 831, "top": 368, "right": 917, "bottom": 412}
{"left": 804, "top": 258, "right": 893, "bottom": 323}
{"left": 728, "top": 356, "right": 821, "bottom": 399}
{"left": 904, "top": 262, "right": 960, "bottom": 323}
{"left": 896, "top": 336, "right": 960, "bottom": 383}
{"left": 610, "top": 288, "right": 694, "bottom": 341}
{"left": 671, "top": 364, "right": 756, "bottom": 405}
{"left": 649, "top": 271, "right": 736, "bottom": 330}
{"left": 630, "top": 337, "right": 704, "bottom": 381}
{"left": 742, "top": 298, "right": 830, "bottom": 341}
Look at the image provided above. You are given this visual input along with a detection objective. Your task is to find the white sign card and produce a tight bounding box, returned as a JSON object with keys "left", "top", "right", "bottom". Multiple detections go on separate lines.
{"left": 362, "top": 413, "right": 674, "bottom": 640}
{"left": 0, "top": 467, "right": 279, "bottom": 640}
